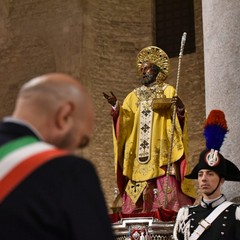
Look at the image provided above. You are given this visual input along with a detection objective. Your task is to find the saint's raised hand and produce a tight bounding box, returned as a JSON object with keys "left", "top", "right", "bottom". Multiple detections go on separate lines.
{"left": 103, "top": 91, "right": 117, "bottom": 106}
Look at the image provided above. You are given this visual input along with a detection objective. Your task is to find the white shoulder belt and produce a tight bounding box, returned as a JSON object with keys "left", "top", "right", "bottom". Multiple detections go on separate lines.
{"left": 189, "top": 201, "right": 233, "bottom": 240}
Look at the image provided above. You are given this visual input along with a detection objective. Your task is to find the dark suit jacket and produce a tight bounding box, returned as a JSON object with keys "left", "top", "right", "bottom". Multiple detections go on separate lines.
{"left": 0, "top": 121, "right": 114, "bottom": 240}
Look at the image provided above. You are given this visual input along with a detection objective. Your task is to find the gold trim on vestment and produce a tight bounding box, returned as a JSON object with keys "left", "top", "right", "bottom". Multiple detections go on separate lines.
{"left": 125, "top": 180, "right": 148, "bottom": 204}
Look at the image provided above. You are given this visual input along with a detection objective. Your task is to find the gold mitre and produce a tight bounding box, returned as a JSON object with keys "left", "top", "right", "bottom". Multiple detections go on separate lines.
{"left": 136, "top": 46, "right": 170, "bottom": 82}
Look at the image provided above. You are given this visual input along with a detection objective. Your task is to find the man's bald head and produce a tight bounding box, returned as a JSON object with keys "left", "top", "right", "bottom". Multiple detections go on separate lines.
{"left": 13, "top": 73, "right": 94, "bottom": 151}
{"left": 18, "top": 73, "right": 85, "bottom": 109}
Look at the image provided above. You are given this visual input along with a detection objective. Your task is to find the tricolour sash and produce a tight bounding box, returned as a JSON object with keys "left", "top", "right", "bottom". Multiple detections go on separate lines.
{"left": 0, "top": 136, "right": 68, "bottom": 202}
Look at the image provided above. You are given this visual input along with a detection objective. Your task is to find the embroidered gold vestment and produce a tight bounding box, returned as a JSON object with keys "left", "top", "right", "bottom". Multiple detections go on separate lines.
{"left": 113, "top": 83, "right": 196, "bottom": 201}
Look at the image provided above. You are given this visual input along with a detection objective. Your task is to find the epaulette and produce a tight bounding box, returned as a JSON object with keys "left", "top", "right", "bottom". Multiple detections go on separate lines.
{"left": 176, "top": 206, "right": 190, "bottom": 221}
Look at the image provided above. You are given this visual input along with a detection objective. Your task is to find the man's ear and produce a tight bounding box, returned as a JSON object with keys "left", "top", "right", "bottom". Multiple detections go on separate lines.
{"left": 55, "top": 102, "right": 74, "bottom": 130}
{"left": 220, "top": 178, "right": 225, "bottom": 184}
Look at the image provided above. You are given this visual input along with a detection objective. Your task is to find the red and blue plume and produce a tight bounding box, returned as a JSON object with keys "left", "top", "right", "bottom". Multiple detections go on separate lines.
{"left": 203, "top": 110, "right": 228, "bottom": 151}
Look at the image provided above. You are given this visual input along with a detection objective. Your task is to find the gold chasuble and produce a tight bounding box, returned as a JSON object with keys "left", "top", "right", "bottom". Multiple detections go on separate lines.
{"left": 113, "top": 83, "right": 196, "bottom": 203}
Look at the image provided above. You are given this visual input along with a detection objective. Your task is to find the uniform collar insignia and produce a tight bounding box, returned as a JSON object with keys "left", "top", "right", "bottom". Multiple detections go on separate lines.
{"left": 201, "top": 194, "right": 226, "bottom": 208}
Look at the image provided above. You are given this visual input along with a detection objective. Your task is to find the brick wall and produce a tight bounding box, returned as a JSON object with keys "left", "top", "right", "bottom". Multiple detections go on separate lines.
{"left": 0, "top": 0, "right": 205, "bottom": 210}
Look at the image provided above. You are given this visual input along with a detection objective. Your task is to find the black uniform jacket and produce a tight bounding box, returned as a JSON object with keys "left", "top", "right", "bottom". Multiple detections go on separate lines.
{"left": 173, "top": 195, "right": 240, "bottom": 240}
{"left": 0, "top": 121, "right": 115, "bottom": 240}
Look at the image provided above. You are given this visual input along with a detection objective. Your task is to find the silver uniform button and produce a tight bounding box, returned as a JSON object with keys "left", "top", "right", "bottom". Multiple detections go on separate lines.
{"left": 221, "top": 232, "right": 225, "bottom": 235}
{"left": 222, "top": 224, "right": 226, "bottom": 227}
{"left": 224, "top": 216, "right": 227, "bottom": 219}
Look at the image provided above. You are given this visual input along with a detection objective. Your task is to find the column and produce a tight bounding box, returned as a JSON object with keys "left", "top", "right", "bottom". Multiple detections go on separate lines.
{"left": 202, "top": 0, "right": 240, "bottom": 200}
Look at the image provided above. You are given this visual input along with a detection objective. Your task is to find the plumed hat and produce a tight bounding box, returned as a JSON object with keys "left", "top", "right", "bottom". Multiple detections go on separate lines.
{"left": 186, "top": 110, "right": 240, "bottom": 181}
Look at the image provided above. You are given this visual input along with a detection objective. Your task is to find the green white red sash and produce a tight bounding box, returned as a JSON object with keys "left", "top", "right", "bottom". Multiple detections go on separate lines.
{"left": 0, "top": 136, "right": 68, "bottom": 202}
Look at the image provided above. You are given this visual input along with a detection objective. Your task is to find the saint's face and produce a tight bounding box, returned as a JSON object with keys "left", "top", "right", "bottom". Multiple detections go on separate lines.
{"left": 139, "top": 62, "right": 156, "bottom": 86}
{"left": 140, "top": 62, "right": 153, "bottom": 75}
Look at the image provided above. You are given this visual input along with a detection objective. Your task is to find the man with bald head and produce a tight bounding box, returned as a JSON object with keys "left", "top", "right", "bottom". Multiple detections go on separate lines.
{"left": 0, "top": 73, "right": 114, "bottom": 240}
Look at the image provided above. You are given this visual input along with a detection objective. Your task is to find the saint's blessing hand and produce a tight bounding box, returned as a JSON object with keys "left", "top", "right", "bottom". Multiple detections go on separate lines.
{"left": 103, "top": 91, "right": 117, "bottom": 106}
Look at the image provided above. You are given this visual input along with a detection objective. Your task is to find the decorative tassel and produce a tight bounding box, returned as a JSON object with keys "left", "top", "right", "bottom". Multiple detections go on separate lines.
{"left": 203, "top": 110, "right": 228, "bottom": 151}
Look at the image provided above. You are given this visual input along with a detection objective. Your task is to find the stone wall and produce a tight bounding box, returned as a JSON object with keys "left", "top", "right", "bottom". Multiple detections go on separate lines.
{"left": 0, "top": 0, "right": 205, "bottom": 210}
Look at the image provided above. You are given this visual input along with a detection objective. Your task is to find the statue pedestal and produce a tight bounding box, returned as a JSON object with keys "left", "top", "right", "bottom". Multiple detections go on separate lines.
{"left": 112, "top": 217, "right": 174, "bottom": 240}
